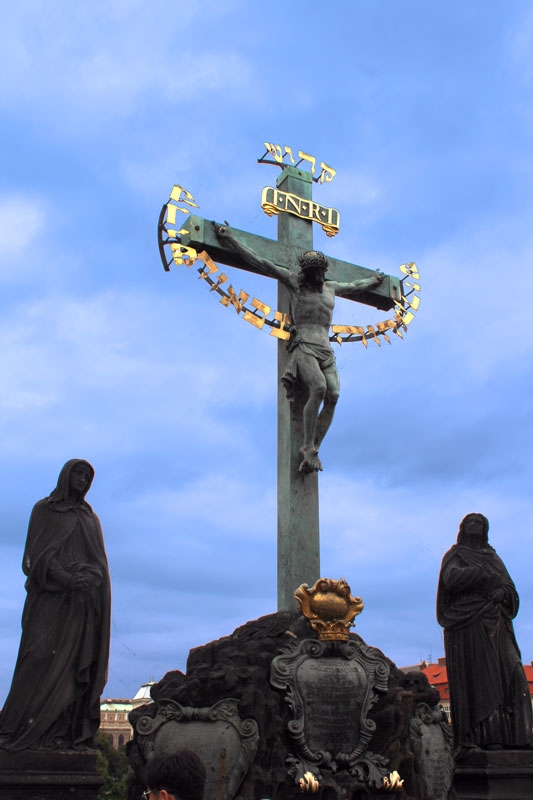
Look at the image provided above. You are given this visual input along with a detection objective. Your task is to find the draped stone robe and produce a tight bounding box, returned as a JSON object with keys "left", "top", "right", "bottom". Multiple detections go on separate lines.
{"left": 0, "top": 460, "right": 111, "bottom": 752}
{"left": 437, "top": 541, "right": 532, "bottom": 749}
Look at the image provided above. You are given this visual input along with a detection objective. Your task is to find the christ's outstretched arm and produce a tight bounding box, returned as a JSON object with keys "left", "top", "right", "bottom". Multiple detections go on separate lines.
{"left": 329, "top": 269, "right": 385, "bottom": 300}
{"left": 215, "top": 223, "right": 294, "bottom": 289}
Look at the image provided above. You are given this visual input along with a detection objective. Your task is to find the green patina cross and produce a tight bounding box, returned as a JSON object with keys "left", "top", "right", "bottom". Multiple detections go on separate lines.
{"left": 174, "top": 166, "right": 399, "bottom": 611}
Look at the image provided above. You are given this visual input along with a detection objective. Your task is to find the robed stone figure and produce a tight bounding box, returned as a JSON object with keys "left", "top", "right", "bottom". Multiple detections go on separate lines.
{"left": 0, "top": 460, "right": 111, "bottom": 752}
{"left": 437, "top": 513, "right": 532, "bottom": 753}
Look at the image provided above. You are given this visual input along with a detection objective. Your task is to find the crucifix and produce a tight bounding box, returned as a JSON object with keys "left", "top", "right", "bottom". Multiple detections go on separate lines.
{"left": 158, "top": 146, "right": 418, "bottom": 611}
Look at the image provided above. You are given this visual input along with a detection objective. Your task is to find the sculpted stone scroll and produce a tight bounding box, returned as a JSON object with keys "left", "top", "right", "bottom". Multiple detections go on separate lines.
{"left": 270, "top": 637, "right": 390, "bottom": 788}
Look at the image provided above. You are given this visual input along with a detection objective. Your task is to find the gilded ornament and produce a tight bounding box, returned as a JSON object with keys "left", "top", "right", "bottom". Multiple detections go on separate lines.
{"left": 298, "top": 771, "right": 320, "bottom": 793}
{"left": 381, "top": 771, "right": 405, "bottom": 792}
{"left": 294, "top": 577, "right": 363, "bottom": 641}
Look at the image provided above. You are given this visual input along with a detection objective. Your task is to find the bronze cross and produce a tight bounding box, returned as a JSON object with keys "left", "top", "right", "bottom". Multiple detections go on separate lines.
{"left": 161, "top": 165, "right": 401, "bottom": 611}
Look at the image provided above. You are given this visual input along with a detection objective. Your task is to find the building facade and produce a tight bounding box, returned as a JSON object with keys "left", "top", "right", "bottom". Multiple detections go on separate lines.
{"left": 99, "top": 680, "right": 154, "bottom": 748}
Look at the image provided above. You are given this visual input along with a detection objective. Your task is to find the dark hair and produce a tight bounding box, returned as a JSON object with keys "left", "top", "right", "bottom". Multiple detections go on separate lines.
{"left": 297, "top": 251, "right": 328, "bottom": 272}
{"left": 143, "top": 750, "right": 206, "bottom": 800}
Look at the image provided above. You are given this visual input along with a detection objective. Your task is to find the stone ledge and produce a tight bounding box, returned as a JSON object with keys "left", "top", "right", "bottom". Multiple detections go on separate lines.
{"left": 454, "top": 749, "right": 533, "bottom": 800}
{"left": 0, "top": 750, "right": 102, "bottom": 800}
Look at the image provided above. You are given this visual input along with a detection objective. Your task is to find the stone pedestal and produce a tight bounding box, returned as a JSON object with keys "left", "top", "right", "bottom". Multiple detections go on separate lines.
{"left": 0, "top": 750, "right": 103, "bottom": 800}
{"left": 128, "top": 611, "right": 453, "bottom": 800}
{"left": 454, "top": 750, "right": 533, "bottom": 800}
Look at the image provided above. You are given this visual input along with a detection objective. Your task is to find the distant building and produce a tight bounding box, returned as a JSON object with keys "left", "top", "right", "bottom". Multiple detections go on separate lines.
{"left": 401, "top": 657, "right": 533, "bottom": 723}
{"left": 421, "top": 657, "right": 450, "bottom": 720}
{"left": 99, "top": 680, "right": 154, "bottom": 748}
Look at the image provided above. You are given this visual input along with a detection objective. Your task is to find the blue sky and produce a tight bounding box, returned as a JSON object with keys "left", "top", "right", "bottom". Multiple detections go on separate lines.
{"left": 1, "top": 0, "right": 533, "bottom": 700}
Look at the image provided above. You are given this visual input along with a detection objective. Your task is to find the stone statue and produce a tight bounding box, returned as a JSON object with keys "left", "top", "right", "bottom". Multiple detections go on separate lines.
{"left": 215, "top": 224, "right": 384, "bottom": 472}
{"left": 437, "top": 512, "right": 532, "bottom": 754}
{"left": 0, "top": 460, "right": 111, "bottom": 752}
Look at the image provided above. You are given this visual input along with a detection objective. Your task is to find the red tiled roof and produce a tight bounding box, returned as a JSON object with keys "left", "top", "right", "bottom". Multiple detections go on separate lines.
{"left": 418, "top": 660, "right": 533, "bottom": 704}
{"left": 421, "top": 663, "right": 449, "bottom": 701}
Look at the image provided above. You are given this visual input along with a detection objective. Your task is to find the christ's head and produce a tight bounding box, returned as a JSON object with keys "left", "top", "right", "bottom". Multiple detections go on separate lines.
{"left": 297, "top": 251, "right": 328, "bottom": 289}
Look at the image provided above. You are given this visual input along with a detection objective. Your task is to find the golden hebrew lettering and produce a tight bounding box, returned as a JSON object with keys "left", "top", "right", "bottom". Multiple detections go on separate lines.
{"left": 169, "top": 185, "right": 199, "bottom": 209}
{"left": 243, "top": 298, "right": 271, "bottom": 330}
{"left": 365, "top": 325, "right": 380, "bottom": 346}
{"left": 166, "top": 228, "right": 190, "bottom": 240}
{"left": 220, "top": 286, "right": 249, "bottom": 314}
{"left": 331, "top": 325, "right": 366, "bottom": 335}
{"left": 161, "top": 185, "right": 419, "bottom": 348}
{"left": 319, "top": 162, "right": 336, "bottom": 183}
{"left": 298, "top": 150, "right": 316, "bottom": 174}
{"left": 263, "top": 142, "right": 296, "bottom": 164}
{"left": 392, "top": 310, "right": 407, "bottom": 337}
{"left": 260, "top": 144, "right": 338, "bottom": 181}
{"left": 264, "top": 142, "right": 283, "bottom": 163}
{"left": 197, "top": 250, "right": 219, "bottom": 279}
{"left": 270, "top": 311, "right": 291, "bottom": 341}
{"left": 401, "top": 294, "right": 420, "bottom": 311}
{"left": 170, "top": 243, "right": 198, "bottom": 266}
{"left": 331, "top": 324, "right": 367, "bottom": 347}
{"left": 399, "top": 262, "right": 419, "bottom": 279}
{"left": 209, "top": 273, "right": 228, "bottom": 292}
{"left": 166, "top": 204, "right": 178, "bottom": 225}
{"left": 284, "top": 146, "right": 295, "bottom": 164}
{"left": 393, "top": 326, "right": 404, "bottom": 340}
{"left": 376, "top": 320, "right": 396, "bottom": 345}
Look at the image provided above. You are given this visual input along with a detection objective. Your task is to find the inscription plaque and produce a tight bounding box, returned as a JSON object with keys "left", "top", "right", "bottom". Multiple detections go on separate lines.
{"left": 270, "top": 639, "right": 390, "bottom": 788}
{"left": 299, "top": 657, "right": 365, "bottom": 756}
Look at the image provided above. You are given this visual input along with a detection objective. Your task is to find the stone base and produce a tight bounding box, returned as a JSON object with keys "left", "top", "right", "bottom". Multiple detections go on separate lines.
{"left": 454, "top": 749, "right": 533, "bottom": 800}
{"left": 0, "top": 749, "right": 103, "bottom": 800}
{"left": 128, "top": 611, "right": 452, "bottom": 800}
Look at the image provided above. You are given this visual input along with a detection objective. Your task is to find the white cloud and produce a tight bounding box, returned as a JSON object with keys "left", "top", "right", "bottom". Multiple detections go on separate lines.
{"left": 0, "top": 195, "right": 47, "bottom": 276}
{"left": 0, "top": 2, "right": 253, "bottom": 126}
{"left": 0, "top": 285, "right": 277, "bottom": 470}
{"left": 125, "top": 474, "right": 276, "bottom": 543}
{"left": 419, "top": 232, "right": 533, "bottom": 378}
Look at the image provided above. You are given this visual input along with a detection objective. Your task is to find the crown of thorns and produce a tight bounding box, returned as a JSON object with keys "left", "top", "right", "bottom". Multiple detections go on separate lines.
{"left": 297, "top": 251, "right": 328, "bottom": 272}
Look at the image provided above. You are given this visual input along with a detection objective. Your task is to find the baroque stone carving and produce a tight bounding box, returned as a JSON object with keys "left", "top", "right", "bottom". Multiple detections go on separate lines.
{"left": 409, "top": 702, "right": 454, "bottom": 800}
{"left": 133, "top": 698, "right": 259, "bottom": 800}
{"left": 270, "top": 638, "right": 390, "bottom": 789}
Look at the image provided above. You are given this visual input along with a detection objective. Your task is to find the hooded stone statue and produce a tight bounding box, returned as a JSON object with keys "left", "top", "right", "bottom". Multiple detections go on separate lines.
{"left": 437, "top": 512, "right": 532, "bottom": 752}
{"left": 0, "top": 460, "right": 111, "bottom": 752}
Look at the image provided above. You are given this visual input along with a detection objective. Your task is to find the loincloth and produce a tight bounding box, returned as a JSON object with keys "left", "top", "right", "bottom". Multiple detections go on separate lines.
{"left": 281, "top": 336, "right": 336, "bottom": 393}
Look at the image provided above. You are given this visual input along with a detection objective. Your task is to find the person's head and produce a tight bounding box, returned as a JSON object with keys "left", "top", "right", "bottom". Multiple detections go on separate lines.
{"left": 143, "top": 750, "right": 206, "bottom": 800}
{"left": 297, "top": 251, "right": 328, "bottom": 289}
{"left": 457, "top": 512, "right": 489, "bottom": 548}
{"left": 69, "top": 463, "right": 92, "bottom": 499}
{"left": 49, "top": 459, "right": 95, "bottom": 505}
